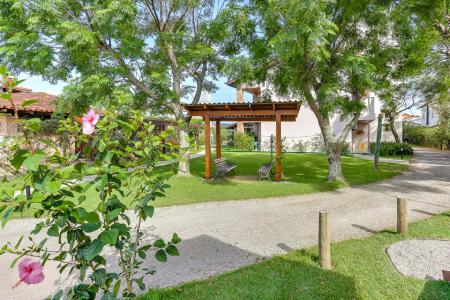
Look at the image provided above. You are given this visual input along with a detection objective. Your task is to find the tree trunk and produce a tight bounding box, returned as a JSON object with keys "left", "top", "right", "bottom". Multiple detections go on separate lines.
{"left": 389, "top": 117, "right": 401, "bottom": 143}
{"left": 177, "top": 125, "right": 191, "bottom": 176}
{"left": 327, "top": 142, "right": 345, "bottom": 182}
{"left": 374, "top": 114, "right": 383, "bottom": 169}
{"left": 302, "top": 84, "right": 358, "bottom": 183}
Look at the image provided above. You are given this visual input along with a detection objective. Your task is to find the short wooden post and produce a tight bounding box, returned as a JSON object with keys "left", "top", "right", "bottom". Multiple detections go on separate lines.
{"left": 275, "top": 114, "right": 282, "bottom": 182}
{"left": 25, "top": 185, "right": 31, "bottom": 199}
{"left": 204, "top": 115, "right": 211, "bottom": 179}
{"left": 397, "top": 197, "right": 408, "bottom": 234}
{"left": 319, "top": 211, "right": 331, "bottom": 269}
{"left": 215, "top": 120, "right": 221, "bottom": 159}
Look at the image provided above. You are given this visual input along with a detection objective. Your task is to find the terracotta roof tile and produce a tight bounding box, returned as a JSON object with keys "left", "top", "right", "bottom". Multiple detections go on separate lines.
{"left": 0, "top": 91, "right": 57, "bottom": 114}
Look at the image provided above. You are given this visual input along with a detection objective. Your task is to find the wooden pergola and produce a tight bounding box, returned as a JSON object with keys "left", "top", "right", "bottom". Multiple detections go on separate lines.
{"left": 183, "top": 102, "right": 301, "bottom": 181}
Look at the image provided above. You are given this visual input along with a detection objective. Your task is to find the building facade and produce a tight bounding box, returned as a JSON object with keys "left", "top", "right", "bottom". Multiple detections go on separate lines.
{"left": 225, "top": 81, "right": 403, "bottom": 153}
{"left": 419, "top": 104, "right": 439, "bottom": 127}
{"left": 0, "top": 85, "right": 57, "bottom": 141}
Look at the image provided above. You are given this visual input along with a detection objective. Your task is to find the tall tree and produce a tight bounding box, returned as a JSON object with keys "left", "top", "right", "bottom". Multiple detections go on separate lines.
{"left": 377, "top": 80, "right": 425, "bottom": 143}
{"left": 391, "top": 0, "right": 449, "bottom": 105}
{"left": 0, "top": 0, "right": 253, "bottom": 175}
{"left": 230, "top": 0, "right": 394, "bottom": 182}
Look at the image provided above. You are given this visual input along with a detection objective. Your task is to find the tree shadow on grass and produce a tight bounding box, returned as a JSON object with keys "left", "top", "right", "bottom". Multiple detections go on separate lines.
{"left": 418, "top": 279, "right": 450, "bottom": 300}
{"left": 151, "top": 255, "right": 360, "bottom": 300}
{"left": 132, "top": 234, "right": 360, "bottom": 300}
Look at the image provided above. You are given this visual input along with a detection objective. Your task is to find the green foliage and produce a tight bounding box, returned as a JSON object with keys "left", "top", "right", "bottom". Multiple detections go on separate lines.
{"left": 233, "top": 133, "right": 254, "bottom": 151}
{"left": 403, "top": 124, "right": 441, "bottom": 148}
{"left": 0, "top": 0, "right": 253, "bottom": 115}
{"left": 225, "top": 0, "right": 404, "bottom": 181}
{"left": 369, "top": 142, "right": 413, "bottom": 156}
{"left": 0, "top": 79, "right": 180, "bottom": 299}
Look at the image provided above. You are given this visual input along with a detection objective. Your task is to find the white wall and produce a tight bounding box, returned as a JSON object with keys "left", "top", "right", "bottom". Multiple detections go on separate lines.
{"left": 420, "top": 105, "right": 439, "bottom": 126}
{"left": 258, "top": 91, "right": 402, "bottom": 152}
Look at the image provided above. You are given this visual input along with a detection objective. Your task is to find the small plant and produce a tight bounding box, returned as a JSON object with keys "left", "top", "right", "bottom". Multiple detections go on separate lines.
{"left": 0, "top": 71, "right": 180, "bottom": 299}
{"left": 369, "top": 142, "right": 413, "bottom": 156}
{"left": 234, "top": 133, "right": 254, "bottom": 151}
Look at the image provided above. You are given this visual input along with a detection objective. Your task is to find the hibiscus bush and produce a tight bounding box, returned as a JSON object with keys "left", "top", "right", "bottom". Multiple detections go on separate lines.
{"left": 0, "top": 74, "right": 180, "bottom": 299}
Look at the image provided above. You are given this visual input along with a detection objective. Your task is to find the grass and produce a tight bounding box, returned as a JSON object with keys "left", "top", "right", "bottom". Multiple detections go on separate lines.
{"left": 3, "top": 152, "right": 408, "bottom": 218}
{"left": 156, "top": 152, "right": 408, "bottom": 207}
{"left": 138, "top": 212, "right": 450, "bottom": 300}
{"left": 380, "top": 154, "right": 413, "bottom": 161}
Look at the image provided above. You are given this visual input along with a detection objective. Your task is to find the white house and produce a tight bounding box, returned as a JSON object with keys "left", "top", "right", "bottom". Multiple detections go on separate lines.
{"left": 225, "top": 80, "right": 403, "bottom": 153}
{"left": 418, "top": 104, "right": 439, "bottom": 127}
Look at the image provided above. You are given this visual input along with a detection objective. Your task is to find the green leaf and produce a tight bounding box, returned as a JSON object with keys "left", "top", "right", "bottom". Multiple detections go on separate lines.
{"left": 23, "top": 154, "right": 45, "bottom": 171}
{"left": 0, "top": 65, "right": 6, "bottom": 76}
{"left": 117, "top": 119, "right": 135, "bottom": 131}
{"left": 31, "top": 222, "right": 45, "bottom": 234}
{"left": 52, "top": 290, "right": 64, "bottom": 300}
{"left": 98, "top": 229, "right": 119, "bottom": 245}
{"left": 24, "top": 118, "right": 41, "bottom": 131}
{"left": 106, "top": 208, "right": 121, "bottom": 221}
{"left": 1, "top": 207, "right": 13, "bottom": 228}
{"left": 95, "top": 175, "right": 107, "bottom": 192}
{"left": 113, "top": 279, "right": 121, "bottom": 297}
{"left": 21, "top": 99, "right": 39, "bottom": 108}
{"left": 81, "top": 239, "right": 104, "bottom": 261}
{"left": 165, "top": 244, "right": 179, "bottom": 256}
{"left": 155, "top": 249, "right": 167, "bottom": 262}
{"left": 85, "top": 212, "right": 100, "bottom": 223}
{"left": 81, "top": 222, "right": 101, "bottom": 233}
{"left": 14, "top": 235, "right": 24, "bottom": 249}
{"left": 154, "top": 239, "right": 165, "bottom": 248}
{"left": 138, "top": 250, "right": 146, "bottom": 259}
{"left": 91, "top": 268, "right": 107, "bottom": 286}
{"left": 47, "top": 223, "right": 59, "bottom": 237}
{"left": 45, "top": 181, "right": 61, "bottom": 194}
{"left": 10, "top": 255, "right": 24, "bottom": 268}
{"left": 171, "top": 233, "right": 181, "bottom": 244}
{"left": 31, "top": 191, "right": 45, "bottom": 203}
{"left": 101, "top": 292, "right": 115, "bottom": 300}
{"left": 79, "top": 264, "right": 87, "bottom": 281}
{"left": 10, "top": 150, "right": 28, "bottom": 170}
{"left": 143, "top": 206, "right": 154, "bottom": 218}
{"left": 78, "top": 195, "right": 86, "bottom": 204}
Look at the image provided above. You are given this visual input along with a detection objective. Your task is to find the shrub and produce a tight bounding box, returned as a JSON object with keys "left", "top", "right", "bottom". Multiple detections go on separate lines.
{"left": 234, "top": 133, "right": 254, "bottom": 151}
{"left": 369, "top": 142, "right": 413, "bottom": 156}
{"left": 403, "top": 123, "right": 440, "bottom": 148}
{"left": 0, "top": 72, "right": 180, "bottom": 299}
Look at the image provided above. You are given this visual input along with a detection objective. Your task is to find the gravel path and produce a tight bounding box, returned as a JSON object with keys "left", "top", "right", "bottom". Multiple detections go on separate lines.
{"left": 387, "top": 239, "right": 450, "bottom": 280}
{"left": 1, "top": 148, "right": 450, "bottom": 299}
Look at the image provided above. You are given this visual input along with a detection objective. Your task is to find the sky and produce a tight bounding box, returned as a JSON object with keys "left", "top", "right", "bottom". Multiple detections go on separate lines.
{"left": 18, "top": 73, "right": 420, "bottom": 115}
{"left": 19, "top": 73, "right": 255, "bottom": 103}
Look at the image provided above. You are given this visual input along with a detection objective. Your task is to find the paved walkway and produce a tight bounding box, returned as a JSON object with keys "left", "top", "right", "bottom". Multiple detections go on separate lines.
{"left": 1, "top": 148, "right": 449, "bottom": 299}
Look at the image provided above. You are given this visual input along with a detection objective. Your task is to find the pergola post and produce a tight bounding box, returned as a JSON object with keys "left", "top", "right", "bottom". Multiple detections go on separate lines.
{"left": 204, "top": 115, "right": 211, "bottom": 179}
{"left": 216, "top": 120, "right": 221, "bottom": 159}
{"left": 276, "top": 113, "right": 282, "bottom": 182}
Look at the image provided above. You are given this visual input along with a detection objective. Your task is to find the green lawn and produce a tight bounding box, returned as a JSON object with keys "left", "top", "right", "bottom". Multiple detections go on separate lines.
{"left": 156, "top": 152, "right": 408, "bottom": 207}
{"left": 4, "top": 152, "right": 408, "bottom": 217}
{"left": 381, "top": 154, "right": 413, "bottom": 161}
{"left": 138, "top": 212, "right": 450, "bottom": 300}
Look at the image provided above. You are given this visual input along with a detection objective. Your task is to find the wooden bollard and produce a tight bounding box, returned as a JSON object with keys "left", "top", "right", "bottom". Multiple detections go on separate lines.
{"left": 319, "top": 211, "right": 331, "bottom": 269}
{"left": 397, "top": 197, "right": 408, "bottom": 234}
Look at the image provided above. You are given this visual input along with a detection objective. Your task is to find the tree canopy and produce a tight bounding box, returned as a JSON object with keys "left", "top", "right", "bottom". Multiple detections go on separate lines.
{"left": 226, "top": 0, "right": 398, "bottom": 181}
{"left": 0, "top": 0, "right": 254, "bottom": 115}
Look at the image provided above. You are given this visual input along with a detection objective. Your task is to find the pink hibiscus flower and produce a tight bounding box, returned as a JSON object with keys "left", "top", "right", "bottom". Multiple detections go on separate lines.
{"left": 82, "top": 108, "right": 100, "bottom": 135}
{"left": 13, "top": 258, "right": 44, "bottom": 288}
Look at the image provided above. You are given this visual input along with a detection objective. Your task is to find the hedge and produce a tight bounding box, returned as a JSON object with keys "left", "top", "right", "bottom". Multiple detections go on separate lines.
{"left": 369, "top": 142, "right": 413, "bottom": 156}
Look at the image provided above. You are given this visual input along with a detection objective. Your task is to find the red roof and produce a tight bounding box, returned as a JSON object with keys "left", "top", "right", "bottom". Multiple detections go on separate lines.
{"left": 0, "top": 89, "right": 57, "bottom": 114}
